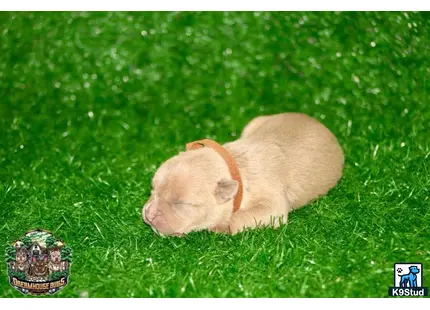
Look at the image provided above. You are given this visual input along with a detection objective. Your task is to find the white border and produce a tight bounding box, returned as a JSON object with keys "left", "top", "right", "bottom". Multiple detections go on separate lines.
{"left": 1, "top": 0, "right": 429, "bottom": 305}
{"left": 0, "top": 0, "right": 429, "bottom": 11}
{"left": 0, "top": 298, "right": 429, "bottom": 308}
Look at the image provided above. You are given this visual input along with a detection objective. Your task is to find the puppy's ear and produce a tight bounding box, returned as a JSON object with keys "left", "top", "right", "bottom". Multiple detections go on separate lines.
{"left": 215, "top": 179, "right": 239, "bottom": 204}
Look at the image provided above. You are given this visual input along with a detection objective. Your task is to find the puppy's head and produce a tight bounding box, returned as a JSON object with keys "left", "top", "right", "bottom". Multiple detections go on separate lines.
{"left": 142, "top": 148, "right": 238, "bottom": 236}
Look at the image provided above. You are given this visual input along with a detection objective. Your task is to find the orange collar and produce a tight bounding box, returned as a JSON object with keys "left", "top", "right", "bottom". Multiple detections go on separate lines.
{"left": 186, "top": 139, "right": 243, "bottom": 213}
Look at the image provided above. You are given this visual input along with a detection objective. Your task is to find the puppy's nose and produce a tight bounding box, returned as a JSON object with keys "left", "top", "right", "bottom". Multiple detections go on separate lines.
{"left": 144, "top": 205, "right": 160, "bottom": 223}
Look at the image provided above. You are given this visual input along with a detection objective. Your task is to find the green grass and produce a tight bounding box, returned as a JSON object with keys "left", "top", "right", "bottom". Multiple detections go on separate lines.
{"left": 0, "top": 12, "right": 429, "bottom": 298}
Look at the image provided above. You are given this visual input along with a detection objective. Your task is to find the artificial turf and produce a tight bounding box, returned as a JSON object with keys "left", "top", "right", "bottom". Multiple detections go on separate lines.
{"left": 0, "top": 11, "right": 429, "bottom": 298}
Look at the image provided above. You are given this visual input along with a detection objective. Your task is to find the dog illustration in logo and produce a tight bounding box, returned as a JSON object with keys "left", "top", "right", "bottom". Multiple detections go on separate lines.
{"left": 15, "top": 247, "right": 29, "bottom": 273}
{"left": 29, "top": 255, "right": 48, "bottom": 280}
{"left": 48, "top": 248, "right": 63, "bottom": 273}
{"left": 399, "top": 266, "right": 420, "bottom": 287}
{"left": 29, "top": 242, "right": 42, "bottom": 259}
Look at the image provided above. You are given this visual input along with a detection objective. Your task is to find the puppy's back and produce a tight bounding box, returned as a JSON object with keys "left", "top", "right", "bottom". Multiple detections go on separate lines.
{"left": 242, "top": 113, "right": 344, "bottom": 210}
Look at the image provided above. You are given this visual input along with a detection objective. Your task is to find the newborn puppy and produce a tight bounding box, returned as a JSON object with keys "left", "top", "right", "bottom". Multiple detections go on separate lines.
{"left": 142, "top": 113, "right": 344, "bottom": 236}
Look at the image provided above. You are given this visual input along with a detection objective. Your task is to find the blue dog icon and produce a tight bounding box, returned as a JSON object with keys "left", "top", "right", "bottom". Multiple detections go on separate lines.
{"left": 399, "top": 266, "right": 420, "bottom": 287}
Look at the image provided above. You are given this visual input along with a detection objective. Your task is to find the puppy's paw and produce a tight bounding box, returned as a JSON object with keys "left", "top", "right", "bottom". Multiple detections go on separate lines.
{"left": 209, "top": 224, "right": 230, "bottom": 234}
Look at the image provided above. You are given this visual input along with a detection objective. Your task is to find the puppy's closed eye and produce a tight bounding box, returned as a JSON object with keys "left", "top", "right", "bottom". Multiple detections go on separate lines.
{"left": 173, "top": 200, "right": 193, "bottom": 206}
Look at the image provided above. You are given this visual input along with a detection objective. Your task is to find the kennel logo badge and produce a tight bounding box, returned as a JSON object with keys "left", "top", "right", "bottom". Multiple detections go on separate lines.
{"left": 4, "top": 229, "right": 72, "bottom": 295}
{"left": 388, "top": 263, "right": 428, "bottom": 297}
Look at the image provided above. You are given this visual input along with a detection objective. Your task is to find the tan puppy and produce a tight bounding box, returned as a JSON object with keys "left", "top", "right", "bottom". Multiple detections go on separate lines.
{"left": 142, "top": 113, "right": 344, "bottom": 236}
